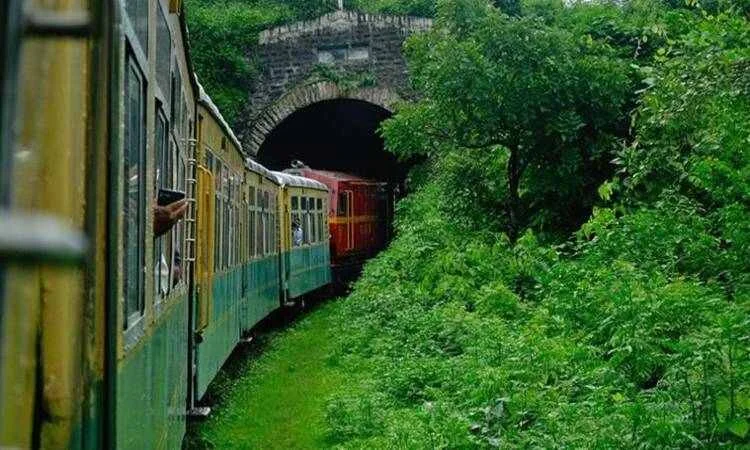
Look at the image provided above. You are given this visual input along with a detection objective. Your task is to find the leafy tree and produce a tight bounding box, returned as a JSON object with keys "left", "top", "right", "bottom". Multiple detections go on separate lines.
{"left": 382, "top": 0, "right": 633, "bottom": 240}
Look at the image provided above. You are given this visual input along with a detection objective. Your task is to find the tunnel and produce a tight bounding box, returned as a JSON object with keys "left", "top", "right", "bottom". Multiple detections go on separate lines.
{"left": 256, "top": 99, "right": 409, "bottom": 183}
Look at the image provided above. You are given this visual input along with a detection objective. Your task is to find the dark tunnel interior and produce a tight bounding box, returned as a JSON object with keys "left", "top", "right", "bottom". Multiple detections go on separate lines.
{"left": 256, "top": 99, "right": 410, "bottom": 183}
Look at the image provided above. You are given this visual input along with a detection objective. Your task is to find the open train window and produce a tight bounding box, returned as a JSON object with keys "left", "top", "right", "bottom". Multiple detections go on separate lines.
{"left": 123, "top": 53, "right": 147, "bottom": 329}
{"left": 154, "top": 109, "right": 171, "bottom": 299}
{"left": 291, "top": 196, "right": 302, "bottom": 248}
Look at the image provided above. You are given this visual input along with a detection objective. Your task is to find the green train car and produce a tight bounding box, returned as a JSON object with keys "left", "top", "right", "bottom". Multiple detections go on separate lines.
{"left": 0, "top": 1, "right": 331, "bottom": 449}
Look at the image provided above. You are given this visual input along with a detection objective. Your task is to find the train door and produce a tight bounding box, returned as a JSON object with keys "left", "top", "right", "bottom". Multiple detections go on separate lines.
{"left": 189, "top": 164, "right": 214, "bottom": 415}
{"left": 195, "top": 166, "right": 215, "bottom": 332}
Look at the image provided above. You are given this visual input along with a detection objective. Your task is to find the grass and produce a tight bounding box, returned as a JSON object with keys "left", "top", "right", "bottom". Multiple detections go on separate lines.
{"left": 186, "top": 300, "right": 351, "bottom": 449}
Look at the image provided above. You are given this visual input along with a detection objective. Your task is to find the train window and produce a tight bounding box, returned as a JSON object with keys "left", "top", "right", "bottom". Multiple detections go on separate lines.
{"left": 222, "top": 169, "right": 229, "bottom": 269}
{"left": 270, "top": 195, "right": 276, "bottom": 254}
{"left": 125, "top": 0, "right": 149, "bottom": 54}
{"left": 263, "top": 191, "right": 271, "bottom": 255}
{"left": 291, "top": 196, "right": 301, "bottom": 248}
{"left": 123, "top": 55, "right": 147, "bottom": 328}
{"left": 154, "top": 109, "right": 170, "bottom": 298}
{"left": 233, "top": 178, "right": 240, "bottom": 264}
{"left": 156, "top": 4, "right": 171, "bottom": 98}
{"left": 337, "top": 192, "right": 348, "bottom": 217}
{"left": 256, "top": 190, "right": 263, "bottom": 256}
{"left": 227, "top": 176, "right": 233, "bottom": 267}
{"left": 318, "top": 210, "right": 324, "bottom": 242}
{"left": 171, "top": 70, "right": 182, "bottom": 133}
{"left": 214, "top": 162, "right": 222, "bottom": 271}
{"left": 182, "top": 99, "right": 189, "bottom": 141}
{"left": 248, "top": 186, "right": 256, "bottom": 258}
{"left": 309, "top": 198, "right": 316, "bottom": 244}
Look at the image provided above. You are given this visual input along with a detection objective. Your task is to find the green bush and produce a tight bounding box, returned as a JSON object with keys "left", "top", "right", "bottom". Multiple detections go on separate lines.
{"left": 321, "top": 1, "right": 749, "bottom": 447}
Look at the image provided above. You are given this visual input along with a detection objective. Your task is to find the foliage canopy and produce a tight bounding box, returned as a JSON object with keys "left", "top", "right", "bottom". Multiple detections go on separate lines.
{"left": 186, "top": 0, "right": 750, "bottom": 447}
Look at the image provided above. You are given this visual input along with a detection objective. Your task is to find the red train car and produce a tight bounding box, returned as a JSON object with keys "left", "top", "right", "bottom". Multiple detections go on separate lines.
{"left": 289, "top": 168, "right": 395, "bottom": 278}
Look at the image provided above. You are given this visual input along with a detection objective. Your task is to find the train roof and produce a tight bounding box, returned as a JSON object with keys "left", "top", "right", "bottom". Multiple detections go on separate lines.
{"left": 271, "top": 171, "right": 328, "bottom": 191}
{"left": 295, "top": 168, "right": 383, "bottom": 184}
{"left": 196, "top": 80, "right": 243, "bottom": 154}
{"left": 245, "top": 158, "right": 277, "bottom": 182}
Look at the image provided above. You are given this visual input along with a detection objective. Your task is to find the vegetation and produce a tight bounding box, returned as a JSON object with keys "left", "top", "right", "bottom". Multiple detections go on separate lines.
{"left": 185, "top": 0, "right": 339, "bottom": 123}
{"left": 184, "top": 0, "right": 520, "bottom": 125}
{"left": 320, "top": 1, "right": 749, "bottom": 447}
{"left": 187, "top": 303, "right": 356, "bottom": 449}
{"left": 188, "top": 0, "right": 749, "bottom": 448}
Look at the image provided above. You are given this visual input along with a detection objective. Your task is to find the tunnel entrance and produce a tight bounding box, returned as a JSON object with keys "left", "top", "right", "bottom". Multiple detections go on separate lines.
{"left": 256, "top": 99, "right": 408, "bottom": 183}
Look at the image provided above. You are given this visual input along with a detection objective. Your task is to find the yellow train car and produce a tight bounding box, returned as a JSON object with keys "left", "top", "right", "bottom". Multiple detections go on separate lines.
{"left": 0, "top": 1, "right": 334, "bottom": 448}
{"left": 192, "top": 86, "right": 283, "bottom": 402}
{"left": 273, "top": 172, "right": 332, "bottom": 302}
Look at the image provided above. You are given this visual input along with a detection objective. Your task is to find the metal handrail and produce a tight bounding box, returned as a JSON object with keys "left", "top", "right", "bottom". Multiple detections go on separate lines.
{"left": 23, "top": 9, "right": 93, "bottom": 38}
{"left": 0, "top": 211, "right": 87, "bottom": 266}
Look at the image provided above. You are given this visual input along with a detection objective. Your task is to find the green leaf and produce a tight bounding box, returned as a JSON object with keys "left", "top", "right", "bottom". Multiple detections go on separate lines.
{"left": 716, "top": 396, "right": 731, "bottom": 417}
{"left": 728, "top": 418, "right": 749, "bottom": 439}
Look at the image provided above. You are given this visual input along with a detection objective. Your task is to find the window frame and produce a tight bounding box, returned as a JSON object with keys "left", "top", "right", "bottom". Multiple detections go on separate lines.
{"left": 337, "top": 191, "right": 348, "bottom": 217}
{"left": 307, "top": 196, "right": 315, "bottom": 244}
{"left": 123, "top": 50, "right": 148, "bottom": 331}
{"left": 291, "top": 195, "right": 302, "bottom": 248}
{"left": 154, "top": 107, "right": 170, "bottom": 299}
{"left": 249, "top": 185, "right": 256, "bottom": 258}
{"left": 155, "top": 1, "right": 172, "bottom": 104}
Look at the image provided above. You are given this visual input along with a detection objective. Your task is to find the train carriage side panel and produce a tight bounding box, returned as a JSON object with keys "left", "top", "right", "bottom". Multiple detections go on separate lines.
{"left": 273, "top": 172, "right": 331, "bottom": 300}
{"left": 297, "top": 170, "right": 393, "bottom": 272}
{"left": 239, "top": 161, "right": 281, "bottom": 333}
{"left": 193, "top": 98, "right": 244, "bottom": 399}
{"left": 114, "top": 1, "right": 195, "bottom": 448}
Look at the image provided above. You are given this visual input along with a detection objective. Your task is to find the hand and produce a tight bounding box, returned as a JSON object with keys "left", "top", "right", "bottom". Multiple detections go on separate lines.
{"left": 154, "top": 199, "right": 188, "bottom": 237}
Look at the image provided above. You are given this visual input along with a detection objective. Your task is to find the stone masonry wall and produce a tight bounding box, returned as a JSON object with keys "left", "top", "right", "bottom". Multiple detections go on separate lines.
{"left": 240, "top": 11, "right": 432, "bottom": 152}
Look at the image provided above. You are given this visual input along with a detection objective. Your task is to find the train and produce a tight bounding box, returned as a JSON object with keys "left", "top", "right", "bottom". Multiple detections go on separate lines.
{"left": 288, "top": 167, "right": 395, "bottom": 281}
{"left": 0, "top": 1, "right": 391, "bottom": 449}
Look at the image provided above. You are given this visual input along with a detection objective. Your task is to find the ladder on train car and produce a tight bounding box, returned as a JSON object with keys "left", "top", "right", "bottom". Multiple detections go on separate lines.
{"left": 185, "top": 138, "right": 198, "bottom": 270}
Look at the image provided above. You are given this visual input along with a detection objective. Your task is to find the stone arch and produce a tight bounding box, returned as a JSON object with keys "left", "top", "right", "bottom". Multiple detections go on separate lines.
{"left": 244, "top": 81, "right": 400, "bottom": 156}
